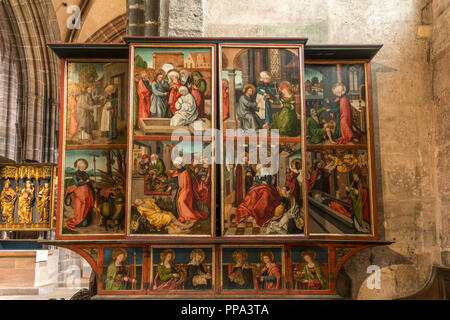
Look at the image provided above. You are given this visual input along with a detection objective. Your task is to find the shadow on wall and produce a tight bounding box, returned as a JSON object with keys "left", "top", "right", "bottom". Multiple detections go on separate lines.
{"left": 369, "top": 61, "right": 398, "bottom": 241}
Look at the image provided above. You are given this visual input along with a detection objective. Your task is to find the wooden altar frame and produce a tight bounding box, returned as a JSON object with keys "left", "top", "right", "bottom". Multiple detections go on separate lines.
{"left": 46, "top": 39, "right": 386, "bottom": 298}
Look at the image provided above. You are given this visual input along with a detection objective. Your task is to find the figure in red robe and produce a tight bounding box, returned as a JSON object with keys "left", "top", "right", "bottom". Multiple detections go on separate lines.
{"left": 255, "top": 252, "right": 281, "bottom": 290}
{"left": 285, "top": 168, "right": 301, "bottom": 205}
{"left": 329, "top": 83, "right": 354, "bottom": 144}
{"left": 168, "top": 70, "right": 182, "bottom": 116}
{"left": 68, "top": 91, "right": 78, "bottom": 137}
{"left": 235, "top": 177, "right": 281, "bottom": 227}
{"left": 222, "top": 79, "right": 229, "bottom": 120}
{"left": 165, "top": 158, "right": 209, "bottom": 223}
{"left": 65, "top": 159, "right": 94, "bottom": 229}
{"left": 137, "top": 72, "right": 152, "bottom": 127}
{"left": 197, "top": 167, "right": 211, "bottom": 210}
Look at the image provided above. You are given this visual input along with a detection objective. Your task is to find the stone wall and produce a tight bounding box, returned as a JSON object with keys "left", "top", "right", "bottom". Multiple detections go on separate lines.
{"left": 432, "top": 0, "right": 450, "bottom": 266}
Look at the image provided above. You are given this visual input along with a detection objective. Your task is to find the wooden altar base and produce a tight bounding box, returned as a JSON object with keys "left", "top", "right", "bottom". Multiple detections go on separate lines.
{"left": 40, "top": 239, "right": 392, "bottom": 299}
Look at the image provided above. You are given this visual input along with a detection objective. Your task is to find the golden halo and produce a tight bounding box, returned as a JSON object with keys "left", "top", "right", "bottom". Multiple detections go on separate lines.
{"left": 189, "top": 249, "right": 206, "bottom": 261}
{"left": 74, "top": 158, "right": 88, "bottom": 170}
{"left": 332, "top": 82, "right": 347, "bottom": 94}
{"left": 260, "top": 250, "right": 275, "bottom": 263}
{"left": 167, "top": 69, "right": 180, "bottom": 79}
{"left": 232, "top": 249, "right": 249, "bottom": 263}
{"left": 160, "top": 248, "right": 176, "bottom": 262}
{"left": 111, "top": 248, "right": 128, "bottom": 260}
{"left": 154, "top": 69, "right": 166, "bottom": 79}
{"left": 242, "top": 83, "right": 256, "bottom": 94}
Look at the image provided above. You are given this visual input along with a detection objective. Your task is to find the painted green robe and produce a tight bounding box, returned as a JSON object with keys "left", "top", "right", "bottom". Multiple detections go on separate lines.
{"left": 306, "top": 107, "right": 328, "bottom": 144}
{"left": 272, "top": 96, "right": 300, "bottom": 137}
{"left": 157, "top": 264, "right": 175, "bottom": 284}
{"left": 105, "top": 263, "right": 128, "bottom": 290}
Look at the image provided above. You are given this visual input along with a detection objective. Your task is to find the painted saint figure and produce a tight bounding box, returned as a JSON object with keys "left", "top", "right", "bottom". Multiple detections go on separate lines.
{"left": 150, "top": 71, "right": 170, "bottom": 118}
{"left": 327, "top": 83, "right": 354, "bottom": 144}
{"left": 168, "top": 70, "right": 182, "bottom": 116}
{"left": 170, "top": 86, "right": 199, "bottom": 127}
{"left": 306, "top": 107, "right": 335, "bottom": 144}
{"left": 225, "top": 249, "right": 254, "bottom": 290}
{"left": 347, "top": 169, "right": 370, "bottom": 233}
{"left": 222, "top": 78, "right": 230, "bottom": 120}
{"left": 76, "top": 85, "right": 96, "bottom": 140}
{"left": 100, "top": 85, "right": 118, "bottom": 139}
{"left": 256, "top": 251, "right": 281, "bottom": 290}
{"left": 153, "top": 249, "right": 182, "bottom": 290}
{"left": 237, "top": 84, "right": 263, "bottom": 130}
{"left": 17, "top": 180, "right": 35, "bottom": 224}
{"left": 164, "top": 157, "right": 209, "bottom": 224}
{"left": 1, "top": 180, "right": 16, "bottom": 224}
{"left": 184, "top": 249, "right": 212, "bottom": 290}
{"left": 272, "top": 82, "right": 300, "bottom": 137}
{"left": 137, "top": 71, "right": 152, "bottom": 126}
{"left": 65, "top": 158, "right": 94, "bottom": 229}
{"left": 190, "top": 71, "right": 207, "bottom": 118}
{"left": 294, "top": 249, "right": 326, "bottom": 290}
{"left": 67, "top": 87, "right": 79, "bottom": 138}
{"left": 105, "top": 248, "right": 137, "bottom": 290}
{"left": 133, "top": 198, "right": 192, "bottom": 232}
{"left": 235, "top": 165, "right": 281, "bottom": 227}
{"left": 256, "top": 71, "right": 277, "bottom": 126}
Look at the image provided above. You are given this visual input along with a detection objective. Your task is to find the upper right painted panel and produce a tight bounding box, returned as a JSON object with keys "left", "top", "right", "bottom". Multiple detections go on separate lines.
{"left": 305, "top": 63, "right": 368, "bottom": 146}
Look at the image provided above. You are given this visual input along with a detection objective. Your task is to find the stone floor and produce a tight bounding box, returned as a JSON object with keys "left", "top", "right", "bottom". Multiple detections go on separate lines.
{"left": 0, "top": 287, "right": 84, "bottom": 300}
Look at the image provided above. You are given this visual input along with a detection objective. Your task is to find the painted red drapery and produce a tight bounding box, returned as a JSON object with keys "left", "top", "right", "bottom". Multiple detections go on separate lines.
{"left": 177, "top": 169, "right": 209, "bottom": 222}
{"left": 169, "top": 82, "right": 182, "bottom": 116}
{"left": 336, "top": 96, "right": 354, "bottom": 144}
{"left": 68, "top": 94, "right": 78, "bottom": 135}
{"left": 191, "top": 88, "right": 205, "bottom": 118}
{"left": 197, "top": 169, "right": 211, "bottom": 209}
{"left": 222, "top": 86, "right": 229, "bottom": 120}
{"left": 138, "top": 79, "right": 151, "bottom": 127}
{"left": 152, "top": 273, "right": 181, "bottom": 290}
{"left": 235, "top": 184, "right": 281, "bottom": 227}
{"left": 255, "top": 263, "right": 282, "bottom": 289}
{"left": 328, "top": 201, "right": 352, "bottom": 218}
{"left": 306, "top": 170, "right": 318, "bottom": 191}
{"left": 285, "top": 171, "right": 301, "bottom": 204}
{"left": 65, "top": 184, "right": 94, "bottom": 229}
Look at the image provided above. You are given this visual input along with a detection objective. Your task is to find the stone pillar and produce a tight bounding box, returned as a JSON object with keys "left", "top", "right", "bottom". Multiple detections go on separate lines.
{"left": 127, "top": 0, "right": 145, "bottom": 36}
{"left": 226, "top": 68, "right": 237, "bottom": 129}
{"left": 144, "top": 0, "right": 160, "bottom": 36}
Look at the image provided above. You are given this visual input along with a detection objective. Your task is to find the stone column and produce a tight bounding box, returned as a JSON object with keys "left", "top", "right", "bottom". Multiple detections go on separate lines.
{"left": 127, "top": 0, "right": 145, "bottom": 36}
{"left": 144, "top": 0, "right": 160, "bottom": 36}
{"left": 226, "top": 68, "right": 237, "bottom": 129}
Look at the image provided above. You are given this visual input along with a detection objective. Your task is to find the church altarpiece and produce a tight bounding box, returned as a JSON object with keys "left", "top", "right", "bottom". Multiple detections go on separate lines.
{"left": 44, "top": 39, "right": 387, "bottom": 298}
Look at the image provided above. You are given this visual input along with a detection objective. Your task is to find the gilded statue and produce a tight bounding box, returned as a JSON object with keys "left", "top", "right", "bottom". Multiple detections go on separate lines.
{"left": 1, "top": 180, "right": 17, "bottom": 224}
{"left": 17, "top": 180, "right": 34, "bottom": 224}
{"left": 38, "top": 182, "right": 51, "bottom": 223}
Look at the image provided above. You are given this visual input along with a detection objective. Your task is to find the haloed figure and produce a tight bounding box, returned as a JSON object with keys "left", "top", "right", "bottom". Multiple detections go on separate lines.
{"left": 65, "top": 158, "right": 94, "bottom": 229}
{"left": 185, "top": 249, "right": 212, "bottom": 290}
{"left": 105, "top": 248, "right": 137, "bottom": 290}
{"left": 153, "top": 249, "right": 182, "bottom": 290}
{"left": 256, "top": 251, "right": 281, "bottom": 290}
{"left": 226, "top": 249, "right": 254, "bottom": 290}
